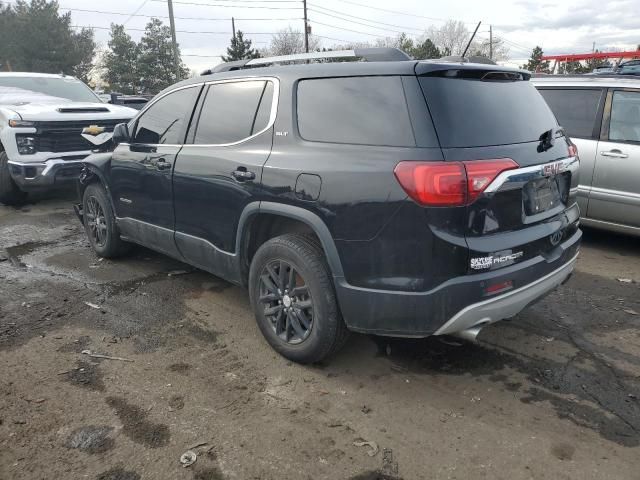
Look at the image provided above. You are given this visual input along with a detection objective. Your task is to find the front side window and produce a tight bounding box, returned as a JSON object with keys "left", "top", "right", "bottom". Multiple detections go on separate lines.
{"left": 297, "top": 76, "right": 415, "bottom": 147}
{"left": 193, "top": 80, "right": 274, "bottom": 145}
{"left": 538, "top": 88, "right": 603, "bottom": 139}
{"left": 133, "top": 87, "right": 199, "bottom": 145}
{"left": 609, "top": 90, "right": 640, "bottom": 143}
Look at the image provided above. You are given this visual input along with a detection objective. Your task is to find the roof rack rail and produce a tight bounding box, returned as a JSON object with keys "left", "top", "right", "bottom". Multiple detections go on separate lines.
{"left": 202, "top": 47, "right": 411, "bottom": 75}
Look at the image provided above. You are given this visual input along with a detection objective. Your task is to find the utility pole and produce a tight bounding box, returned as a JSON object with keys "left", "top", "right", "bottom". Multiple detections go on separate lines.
{"left": 167, "top": 0, "right": 180, "bottom": 78}
{"left": 303, "top": 0, "right": 309, "bottom": 53}
{"left": 232, "top": 17, "right": 236, "bottom": 43}
{"left": 489, "top": 25, "right": 493, "bottom": 61}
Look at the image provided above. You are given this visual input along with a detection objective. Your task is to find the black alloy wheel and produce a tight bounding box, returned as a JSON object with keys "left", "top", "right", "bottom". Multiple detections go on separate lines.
{"left": 85, "top": 195, "right": 108, "bottom": 247}
{"left": 258, "top": 259, "right": 314, "bottom": 344}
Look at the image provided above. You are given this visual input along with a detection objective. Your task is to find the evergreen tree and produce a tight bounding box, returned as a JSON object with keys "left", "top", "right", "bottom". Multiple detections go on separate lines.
{"left": 0, "top": 0, "right": 95, "bottom": 76}
{"left": 222, "top": 30, "right": 260, "bottom": 62}
{"left": 411, "top": 38, "right": 441, "bottom": 59}
{"left": 522, "top": 46, "right": 550, "bottom": 73}
{"left": 102, "top": 24, "right": 139, "bottom": 94}
{"left": 137, "top": 18, "right": 189, "bottom": 94}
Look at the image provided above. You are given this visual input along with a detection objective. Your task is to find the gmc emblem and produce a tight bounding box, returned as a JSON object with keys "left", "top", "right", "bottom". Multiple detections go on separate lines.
{"left": 543, "top": 162, "right": 564, "bottom": 177}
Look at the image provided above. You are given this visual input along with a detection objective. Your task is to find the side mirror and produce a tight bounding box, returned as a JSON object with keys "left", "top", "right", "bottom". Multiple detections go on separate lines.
{"left": 112, "top": 123, "right": 130, "bottom": 145}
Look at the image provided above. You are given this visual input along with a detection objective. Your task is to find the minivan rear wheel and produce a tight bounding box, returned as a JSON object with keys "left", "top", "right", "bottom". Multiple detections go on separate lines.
{"left": 249, "top": 234, "right": 349, "bottom": 363}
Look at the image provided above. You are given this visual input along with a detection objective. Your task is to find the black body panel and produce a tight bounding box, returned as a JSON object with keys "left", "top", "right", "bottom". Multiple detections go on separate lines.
{"left": 76, "top": 58, "right": 581, "bottom": 337}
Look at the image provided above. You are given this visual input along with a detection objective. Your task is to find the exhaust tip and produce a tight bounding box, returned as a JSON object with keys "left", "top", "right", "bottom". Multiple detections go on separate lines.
{"left": 451, "top": 325, "right": 484, "bottom": 343}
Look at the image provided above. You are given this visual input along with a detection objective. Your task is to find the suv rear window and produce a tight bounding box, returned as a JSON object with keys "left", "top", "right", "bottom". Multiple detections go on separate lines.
{"left": 297, "top": 76, "right": 415, "bottom": 147}
{"left": 537, "top": 88, "right": 603, "bottom": 139}
{"left": 419, "top": 76, "right": 557, "bottom": 148}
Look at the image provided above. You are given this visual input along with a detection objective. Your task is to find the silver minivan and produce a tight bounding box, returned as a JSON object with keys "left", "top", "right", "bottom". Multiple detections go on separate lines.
{"left": 533, "top": 75, "right": 640, "bottom": 236}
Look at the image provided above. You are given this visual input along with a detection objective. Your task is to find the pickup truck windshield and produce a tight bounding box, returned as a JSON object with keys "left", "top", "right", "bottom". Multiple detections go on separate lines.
{"left": 0, "top": 76, "right": 99, "bottom": 103}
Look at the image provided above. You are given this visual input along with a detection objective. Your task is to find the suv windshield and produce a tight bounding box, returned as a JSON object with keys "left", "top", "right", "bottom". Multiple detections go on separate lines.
{"left": 0, "top": 76, "right": 99, "bottom": 103}
{"left": 419, "top": 75, "right": 557, "bottom": 148}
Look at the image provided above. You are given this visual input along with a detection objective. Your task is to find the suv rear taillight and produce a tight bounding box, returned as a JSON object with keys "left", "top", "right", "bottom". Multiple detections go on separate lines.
{"left": 394, "top": 159, "right": 519, "bottom": 207}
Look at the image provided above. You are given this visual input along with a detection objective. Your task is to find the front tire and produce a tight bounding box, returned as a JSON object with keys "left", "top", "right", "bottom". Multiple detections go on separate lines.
{"left": 82, "top": 183, "right": 130, "bottom": 258}
{"left": 249, "top": 234, "right": 349, "bottom": 364}
{"left": 0, "top": 151, "right": 28, "bottom": 206}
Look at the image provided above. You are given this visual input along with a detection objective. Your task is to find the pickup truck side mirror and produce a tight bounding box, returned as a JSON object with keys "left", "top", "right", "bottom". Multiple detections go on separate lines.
{"left": 112, "top": 123, "right": 130, "bottom": 145}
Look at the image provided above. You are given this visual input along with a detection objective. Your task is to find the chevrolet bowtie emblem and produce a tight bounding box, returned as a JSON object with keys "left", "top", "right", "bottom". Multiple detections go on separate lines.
{"left": 82, "top": 125, "right": 105, "bottom": 136}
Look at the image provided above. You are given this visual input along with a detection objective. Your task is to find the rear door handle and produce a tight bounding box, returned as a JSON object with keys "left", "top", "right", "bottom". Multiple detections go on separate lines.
{"left": 232, "top": 169, "right": 256, "bottom": 181}
{"left": 600, "top": 150, "right": 629, "bottom": 158}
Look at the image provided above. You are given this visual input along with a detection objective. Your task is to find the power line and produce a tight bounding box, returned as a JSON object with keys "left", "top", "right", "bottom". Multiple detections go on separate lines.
{"left": 330, "top": 0, "right": 477, "bottom": 24}
{"left": 73, "top": 24, "right": 326, "bottom": 36}
{"left": 308, "top": 8, "right": 414, "bottom": 35}
{"left": 60, "top": 6, "right": 301, "bottom": 21}
{"left": 123, "top": 0, "right": 150, "bottom": 25}
{"left": 310, "top": 19, "right": 418, "bottom": 38}
{"left": 308, "top": 4, "right": 424, "bottom": 33}
{"left": 150, "top": 0, "right": 301, "bottom": 9}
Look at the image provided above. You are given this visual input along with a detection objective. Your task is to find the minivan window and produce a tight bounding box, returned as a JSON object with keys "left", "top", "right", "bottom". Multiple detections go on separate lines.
{"left": 538, "top": 88, "right": 603, "bottom": 139}
{"left": 297, "top": 76, "right": 415, "bottom": 147}
{"left": 194, "top": 80, "right": 272, "bottom": 145}
{"left": 609, "top": 90, "right": 640, "bottom": 143}
{"left": 419, "top": 77, "right": 557, "bottom": 148}
{"left": 133, "top": 87, "right": 199, "bottom": 144}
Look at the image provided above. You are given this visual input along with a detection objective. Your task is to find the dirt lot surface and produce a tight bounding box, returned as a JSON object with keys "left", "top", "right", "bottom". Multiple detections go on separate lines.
{"left": 1, "top": 193, "right": 639, "bottom": 480}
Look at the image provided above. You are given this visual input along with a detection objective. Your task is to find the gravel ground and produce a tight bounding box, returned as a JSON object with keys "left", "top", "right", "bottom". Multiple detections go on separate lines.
{"left": 1, "top": 192, "right": 639, "bottom": 480}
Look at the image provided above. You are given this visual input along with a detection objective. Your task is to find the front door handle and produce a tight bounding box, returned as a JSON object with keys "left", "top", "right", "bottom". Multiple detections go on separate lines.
{"left": 232, "top": 169, "right": 256, "bottom": 181}
{"left": 155, "top": 159, "right": 172, "bottom": 171}
{"left": 601, "top": 149, "right": 629, "bottom": 159}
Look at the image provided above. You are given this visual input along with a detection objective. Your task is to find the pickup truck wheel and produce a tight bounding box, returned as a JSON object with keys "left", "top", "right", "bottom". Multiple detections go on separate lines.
{"left": 82, "top": 183, "right": 130, "bottom": 258}
{"left": 0, "top": 151, "right": 28, "bottom": 206}
{"left": 249, "top": 234, "right": 349, "bottom": 364}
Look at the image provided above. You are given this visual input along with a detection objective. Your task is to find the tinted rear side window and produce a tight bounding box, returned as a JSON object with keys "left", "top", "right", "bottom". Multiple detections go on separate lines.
{"left": 538, "top": 88, "right": 603, "bottom": 139}
{"left": 419, "top": 76, "right": 557, "bottom": 148}
{"left": 297, "top": 76, "right": 415, "bottom": 147}
{"left": 194, "top": 80, "right": 272, "bottom": 144}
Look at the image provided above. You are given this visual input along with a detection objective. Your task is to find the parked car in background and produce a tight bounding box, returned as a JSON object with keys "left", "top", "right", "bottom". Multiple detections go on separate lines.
{"left": 107, "top": 93, "right": 149, "bottom": 110}
{"left": 76, "top": 49, "right": 581, "bottom": 363}
{"left": 534, "top": 75, "right": 640, "bottom": 236}
{"left": 616, "top": 60, "right": 640, "bottom": 76}
{"left": 592, "top": 64, "right": 615, "bottom": 75}
{"left": 0, "top": 73, "right": 136, "bottom": 204}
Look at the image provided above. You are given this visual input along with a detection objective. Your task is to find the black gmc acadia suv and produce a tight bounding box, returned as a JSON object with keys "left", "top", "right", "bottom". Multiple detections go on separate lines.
{"left": 75, "top": 48, "right": 581, "bottom": 363}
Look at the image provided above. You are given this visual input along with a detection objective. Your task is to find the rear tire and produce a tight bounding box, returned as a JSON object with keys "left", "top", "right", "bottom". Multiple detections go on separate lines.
{"left": 0, "top": 151, "right": 28, "bottom": 206}
{"left": 82, "top": 183, "right": 130, "bottom": 258}
{"left": 249, "top": 233, "right": 349, "bottom": 364}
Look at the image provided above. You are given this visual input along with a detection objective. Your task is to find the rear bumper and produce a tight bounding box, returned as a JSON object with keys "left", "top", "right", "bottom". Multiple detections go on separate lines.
{"left": 335, "top": 228, "right": 581, "bottom": 337}
{"left": 433, "top": 251, "right": 576, "bottom": 336}
{"left": 8, "top": 157, "right": 88, "bottom": 190}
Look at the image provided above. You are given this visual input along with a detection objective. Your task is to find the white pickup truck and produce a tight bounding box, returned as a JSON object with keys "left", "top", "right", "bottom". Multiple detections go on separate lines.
{"left": 0, "top": 72, "right": 137, "bottom": 204}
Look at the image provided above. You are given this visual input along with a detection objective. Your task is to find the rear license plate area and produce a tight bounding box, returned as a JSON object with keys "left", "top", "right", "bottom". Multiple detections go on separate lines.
{"left": 523, "top": 176, "right": 563, "bottom": 215}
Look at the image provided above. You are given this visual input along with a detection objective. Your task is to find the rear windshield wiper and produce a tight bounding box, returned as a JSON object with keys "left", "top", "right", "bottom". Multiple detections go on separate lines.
{"left": 537, "top": 127, "right": 564, "bottom": 153}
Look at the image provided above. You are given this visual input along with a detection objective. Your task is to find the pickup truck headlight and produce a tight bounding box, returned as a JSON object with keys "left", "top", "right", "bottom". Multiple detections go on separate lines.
{"left": 8, "top": 119, "right": 36, "bottom": 128}
{"left": 16, "top": 135, "right": 36, "bottom": 155}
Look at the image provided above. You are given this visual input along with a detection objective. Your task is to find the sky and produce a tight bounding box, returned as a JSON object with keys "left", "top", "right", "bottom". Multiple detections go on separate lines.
{"left": 50, "top": 0, "right": 640, "bottom": 71}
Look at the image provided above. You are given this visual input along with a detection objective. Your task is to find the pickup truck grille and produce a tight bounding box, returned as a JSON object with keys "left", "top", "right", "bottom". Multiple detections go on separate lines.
{"left": 33, "top": 119, "right": 128, "bottom": 153}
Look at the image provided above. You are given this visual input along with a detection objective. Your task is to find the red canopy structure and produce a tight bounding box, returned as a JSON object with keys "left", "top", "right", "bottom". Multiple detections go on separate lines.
{"left": 540, "top": 51, "right": 640, "bottom": 73}
{"left": 541, "top": 51, "right": 640, "bottom": 61}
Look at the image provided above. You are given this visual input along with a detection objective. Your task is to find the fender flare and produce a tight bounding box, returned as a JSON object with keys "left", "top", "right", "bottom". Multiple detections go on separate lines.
{"left": 78, "top": 153, "right": 118, "bottom": 215}
{"left": 236, "top": 201, "right": 345, "bottom": 279}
